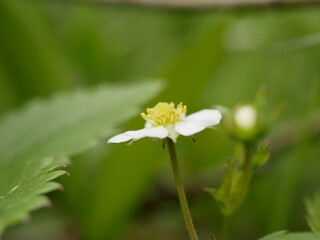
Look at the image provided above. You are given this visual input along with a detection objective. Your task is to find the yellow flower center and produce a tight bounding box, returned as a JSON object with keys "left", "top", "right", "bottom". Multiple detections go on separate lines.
{"left": 141, "top": 102, "right": 187, "bottom": 127}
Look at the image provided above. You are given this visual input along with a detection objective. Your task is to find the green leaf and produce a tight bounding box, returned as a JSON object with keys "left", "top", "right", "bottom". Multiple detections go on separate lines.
{"left": 259, "top": 231, "right": 287, "bottom": 240}
{"left": 206, "top": 159, "right": 242, "bottom": 216}
{"left": 252, "top": 142, "right": 270, "bottom": 169}
{"left": 259, "top": 232, "right": 320, "bottom": 240}
{"left": 0, "top": 0, "right": 71, "bottom": 99}
{"left": 305, "top": 193, "right": 320, "bottom": 232}
{"left": 0, "top": 81, "right": 162, "bottom": 235}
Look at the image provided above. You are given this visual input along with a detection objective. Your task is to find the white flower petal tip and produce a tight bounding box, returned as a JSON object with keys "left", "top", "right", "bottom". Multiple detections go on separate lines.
{"left": 108, "top": 127, "right": 168, "bottom": 144}
{"left": 107, "top": 133, "right": 132, "bottom": 143}
{"left": 175, "top": 109, "right": 222, "bottom": 136}
{"left": 184, "top": 109, "right": 222, "bottom": 127}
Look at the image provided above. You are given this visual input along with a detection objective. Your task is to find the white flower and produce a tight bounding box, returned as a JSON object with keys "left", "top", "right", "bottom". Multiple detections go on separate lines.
{"left": 234, "top": 105, "right": 257, "bottom": 130}
{"left": 108, "top": 102, "right": 222, "bottom": 143}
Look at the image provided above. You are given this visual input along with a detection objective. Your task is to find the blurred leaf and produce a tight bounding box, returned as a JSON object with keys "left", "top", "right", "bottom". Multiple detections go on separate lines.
{"left": 259, "top": 232, "right": 320, "bottom": 240}
{"left": 267, "top": 143, "right": 318, "bottom": 231}
{"left": 259, "top": 231, "right": 287, "bottom": 240}
{"left": 0, "top": 65, "right": 18, "bottom": 116}
{"left": 206, "top": 159, "right": 242, "bottom": 216}
{"left": 252, "top": 142, "right": 270, "bottom": 169}
{"left": 0, "top": 0, "right": 72, "bottom": 102}
{"left": 273, "top": 34, "right": 320, "bottom": 55}
{"left": 0, "top": 81, "right": 162, "bottom": 235}
{"left": 160, "top": 16, "right": 230, "bottom": 104}
{"left": 76, "top": 142, "right": 165, "bottom": 240}
{"left": 305, "top": 193, "right": 320, "bottom": 232}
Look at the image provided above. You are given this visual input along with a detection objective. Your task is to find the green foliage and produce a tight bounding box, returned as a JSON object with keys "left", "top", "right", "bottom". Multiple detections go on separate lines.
{"left": 0, "top": 81, "right": 162, "bottom": 235}
{"left": 207, "top": 160, "right": 242, "bottom": 216}
{"left": 259, "top": 231, "right": 287, "bottom": 240}
{"left": 0, "top": 0, "right": 71, "bottom": 104}
{"left": 208, "top": 141, "right": 270, "bottom": 218}
{"left": 259, "top": 231, "right": 320, "bottom": 240}
{"left": 159, "top": 16, "right": 229, "bottom": 104}
{"left": 1, "top": 0, "right": 320, "bottom": 239}
{"left": 305, "top": 193, "right": 320, "bottom": 232}
{"left": 252, "top": 142, "right": 270, "bottom": 169}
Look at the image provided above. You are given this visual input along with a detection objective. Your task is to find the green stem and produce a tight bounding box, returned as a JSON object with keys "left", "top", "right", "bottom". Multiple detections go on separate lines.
{"left": 235, "top": 143, "right": 252, "bottom": 209}
{"left": 219, "top": 216, "right": 231, "bottom": 240}
{"left": 167, "top": 138, "right": 199, "bottom": 240}
{"left": 219, "top": 143, "right": 252, "bottom": 240}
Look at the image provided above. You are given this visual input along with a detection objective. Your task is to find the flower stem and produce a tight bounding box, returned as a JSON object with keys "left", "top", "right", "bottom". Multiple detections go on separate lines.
{"left": 235, "top": 143, "right": 252, "bottom": 209}
{"left": 167, "top": 138, "right": 199, "bottom": 240}
{"left": 219, "top": 215, "right": 231, "bottom": 240}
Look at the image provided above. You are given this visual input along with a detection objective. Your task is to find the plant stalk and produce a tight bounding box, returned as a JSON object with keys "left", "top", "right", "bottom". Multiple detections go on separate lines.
{"left": 219, "top": 143, "right": 252, "bottom": 240}
{"left": 167, "top": 138, "right": 199, "bottom": 240}
{"left": 219, "top": 215, "right": 231, "bottom": 240}
{"left": 235, "top": 143, "right": 252, "bottom": 209}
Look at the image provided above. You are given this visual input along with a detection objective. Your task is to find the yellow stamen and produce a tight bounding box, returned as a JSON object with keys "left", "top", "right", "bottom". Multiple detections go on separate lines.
{"left": 141, "top": 102, "right": 187, "bottom": 127}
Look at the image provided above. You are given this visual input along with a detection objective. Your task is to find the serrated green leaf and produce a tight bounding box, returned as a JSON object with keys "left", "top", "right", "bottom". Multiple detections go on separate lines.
{"left": 0, "top": 81, "right": 162, "bottom": 234}
{"left": 259, "top": 232, "right": 320, "bottom": 240}
{"left": 305, "top": 193, "right": 320, "bottom": 232}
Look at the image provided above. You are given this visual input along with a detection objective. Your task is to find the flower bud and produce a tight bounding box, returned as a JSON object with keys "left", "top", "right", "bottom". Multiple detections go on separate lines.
{"left": 234, "top": 105, "right": 257, "bottom": 131}
{"left": 225, "top": 104, "right": 264, "bottom": 142}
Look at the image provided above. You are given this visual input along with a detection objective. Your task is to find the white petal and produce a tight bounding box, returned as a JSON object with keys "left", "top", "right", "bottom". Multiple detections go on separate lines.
{"left": 125, "top": 127, "right": 168, "bottom": 139}
{"left": 124, "top": 129, "right": 150, "bottom": 139}
{"left": 107, "top": 126, "right": 168, "bottom": 143}
{"left": 184, "top": 109, "right": 222, "bottom": 127}
{"left": 107, "top": 133, "right": 133, "bottom": 143}
{"left": 175, "top": 109, "right": 222, "bottom": 136}
{"left": 143, "top": 126, "right": 168, "bottom": 139}
{"left": 108, "top": 128, "right": 148, "bottom": 143}
{"left": 175, "top": 121, "right": 207, "bottom": 136}
{"left": 144, "top": 121, "right": 152, "bottom": 128}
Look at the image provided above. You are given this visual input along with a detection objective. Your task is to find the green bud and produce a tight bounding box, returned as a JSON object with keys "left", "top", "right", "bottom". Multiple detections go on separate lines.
{"left": 232, "top": 104, "right": 261, "bottom": 141}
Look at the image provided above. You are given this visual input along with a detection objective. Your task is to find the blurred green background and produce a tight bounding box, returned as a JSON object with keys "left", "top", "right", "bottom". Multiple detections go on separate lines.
{"left": 0, "top": 0, "right": 320, "bottom": 239}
